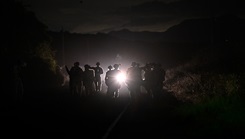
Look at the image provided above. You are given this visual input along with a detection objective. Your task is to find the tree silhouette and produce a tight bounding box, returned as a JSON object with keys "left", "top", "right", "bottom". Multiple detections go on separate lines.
{"left": 1, "top": 0, "right": 61, "bottom": 92}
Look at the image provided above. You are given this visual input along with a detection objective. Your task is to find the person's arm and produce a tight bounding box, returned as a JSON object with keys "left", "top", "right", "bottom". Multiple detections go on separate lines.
{"left": 90, "top": 67, "right": 96, "bottom": 70}
{"left": 100, "top": 67, "right": 104, "bottom": 74}
{"left": 105, "top": 72, "right": 109, "bottom": 86}
{"left": 65, "top": 65, "right": 70, "bottom": 75}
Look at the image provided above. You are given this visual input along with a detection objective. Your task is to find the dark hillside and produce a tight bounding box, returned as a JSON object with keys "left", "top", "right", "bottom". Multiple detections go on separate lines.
{"left": 48, "top": 15, "right": 245, "bottom": 70}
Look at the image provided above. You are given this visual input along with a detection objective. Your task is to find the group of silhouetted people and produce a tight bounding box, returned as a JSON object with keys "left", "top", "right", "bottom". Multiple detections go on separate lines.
{"left": 65, "top": 61, "right": 166, "bottom": 100}
{"left": 105, "top": 64, "right": 122, "bottom": 99}
{"left": 65, "top": 62, "right": 104, "bottom": 97}
{"left": 125, "top": 62, "right": 166, "bottom": 101}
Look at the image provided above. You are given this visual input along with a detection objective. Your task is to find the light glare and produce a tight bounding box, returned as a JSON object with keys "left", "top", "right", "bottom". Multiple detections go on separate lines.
{"left": 116, "top": 72, "right": 126, "bottom": 83}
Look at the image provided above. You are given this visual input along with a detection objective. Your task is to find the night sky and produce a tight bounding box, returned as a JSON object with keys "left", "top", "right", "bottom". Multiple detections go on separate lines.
{"left": 10, "top": 0, "right": 244, "bottom": 72}
{"left": 25, "top": 0, "right": 245, "bottom": 34}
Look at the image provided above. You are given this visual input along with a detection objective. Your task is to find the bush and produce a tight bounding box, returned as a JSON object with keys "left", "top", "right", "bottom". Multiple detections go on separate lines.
{"left": 164, "top": 66, "right": 241, "bottom": 103}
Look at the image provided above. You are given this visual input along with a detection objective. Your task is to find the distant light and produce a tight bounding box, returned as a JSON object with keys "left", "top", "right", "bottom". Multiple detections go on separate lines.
{"left": 116, "top": 72, "right": 126, "bottom": 84}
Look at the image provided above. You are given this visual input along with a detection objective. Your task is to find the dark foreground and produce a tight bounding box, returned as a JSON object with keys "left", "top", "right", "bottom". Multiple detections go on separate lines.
{"left": 1, "top": 87, "right": 243, "bottom": 138}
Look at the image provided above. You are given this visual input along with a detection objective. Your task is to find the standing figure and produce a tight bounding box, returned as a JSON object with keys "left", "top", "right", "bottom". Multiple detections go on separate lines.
{"left": 105, "top": 65, "right": 114, "bottom": 98}
{"left": 65, "top": 62, "right": 83, "bottom": 96}
{"left": 142, "top": 63, "right": 154, "bottom": 98}
{"left": 126, "top": 62, "right": 142, "bottom": 101}
{"left": 91, "top": 62, "right": 104, "bottom": 92}
{"left": 12, "top": 60, "right": 26, "bottom": 103}
{"left": 83, "top": 64, "right": 95, "bottom": 96}
{"left": 110, "top": 64, "right": 122, "bottom": 98}
{"left": 151, "top": 63, "right": 166, "bottom": 98}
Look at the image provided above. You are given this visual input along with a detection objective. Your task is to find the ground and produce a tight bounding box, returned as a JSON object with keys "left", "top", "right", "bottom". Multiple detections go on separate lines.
{"left": 1, "top": 86, "right": 240, "bottom": 138}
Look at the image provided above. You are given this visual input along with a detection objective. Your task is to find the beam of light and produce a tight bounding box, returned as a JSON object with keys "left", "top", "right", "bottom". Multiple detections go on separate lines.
{"left": 116, "top": 72, "right": 126, "bottom": 84}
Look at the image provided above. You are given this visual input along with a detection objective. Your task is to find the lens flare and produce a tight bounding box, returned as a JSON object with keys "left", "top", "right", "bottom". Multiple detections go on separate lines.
{"left": 116, "top": 72, "right": 126, "bottom": 83}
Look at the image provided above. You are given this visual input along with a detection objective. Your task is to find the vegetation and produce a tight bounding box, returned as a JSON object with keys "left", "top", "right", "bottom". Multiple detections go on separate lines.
{"left": 164, "top": 68, "right": 242, "bottom": 103}
{"left": 163, "top": 44, "right": 245, "bottom": 135}
{"left": 2, "top": 0, "right": 63, "bottom": 92}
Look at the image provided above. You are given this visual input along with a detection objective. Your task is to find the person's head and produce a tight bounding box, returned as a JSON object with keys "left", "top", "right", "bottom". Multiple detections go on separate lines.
{"left": 113, "top": 64, "right": 120, "bottom": 69}
{"left": 108, "top": 65, "right": 113, "bottom": 70}
{"left": 96, "top": 62, "right": 100, "bottom": 66}
{"left": 84, "top": 64, "right": 90, "bottom": 69}
{"left": 74, "top": 62, "right": 79, "bottom": 66}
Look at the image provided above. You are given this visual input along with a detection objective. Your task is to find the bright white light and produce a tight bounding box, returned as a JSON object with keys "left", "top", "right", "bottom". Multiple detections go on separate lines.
{"left": 116, "top": 72, "right": 126, "bottom": 83}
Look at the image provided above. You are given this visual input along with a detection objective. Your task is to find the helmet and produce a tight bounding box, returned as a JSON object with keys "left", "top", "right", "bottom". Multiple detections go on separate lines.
{"left": 96, "top": 62, "right": 100, "bottom": 65}
{"left": 74, "top": 62, "right": 79, "bottom": 66}
{"left": 108, "top": 65, "right": 113, "bottom": 69}
{"left": 113, "top": 64, "right": 120, "bottom": 69}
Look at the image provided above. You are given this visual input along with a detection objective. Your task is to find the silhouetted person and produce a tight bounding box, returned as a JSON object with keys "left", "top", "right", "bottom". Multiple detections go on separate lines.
{"left": 105, "top": 65, "right": 114, "bottom": 98}
{"left": 12, "top": 60, "right": 26, "bottom": 103}
{"left": 65, "top": 62, "right": 83, "bottom": 96}
{"left": 91, "top": 62, "right": 104, "bottom": 92}
{"left": 110, "top": 64, "right": 122, "bottom": 98}
{"left": 142, "top": 63, "right": 154, "bottom": 98}
{"left": 83, "top": 64, "right": 95, "bottom": 96}
{"left": 126, "top": 62, "right": 142, "bottom": 101}
{"left": 57, "top": 65, "right": 69, "bottom": 87}
{"left": 151, "top": 63, "right": 166, "bottom": 99}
